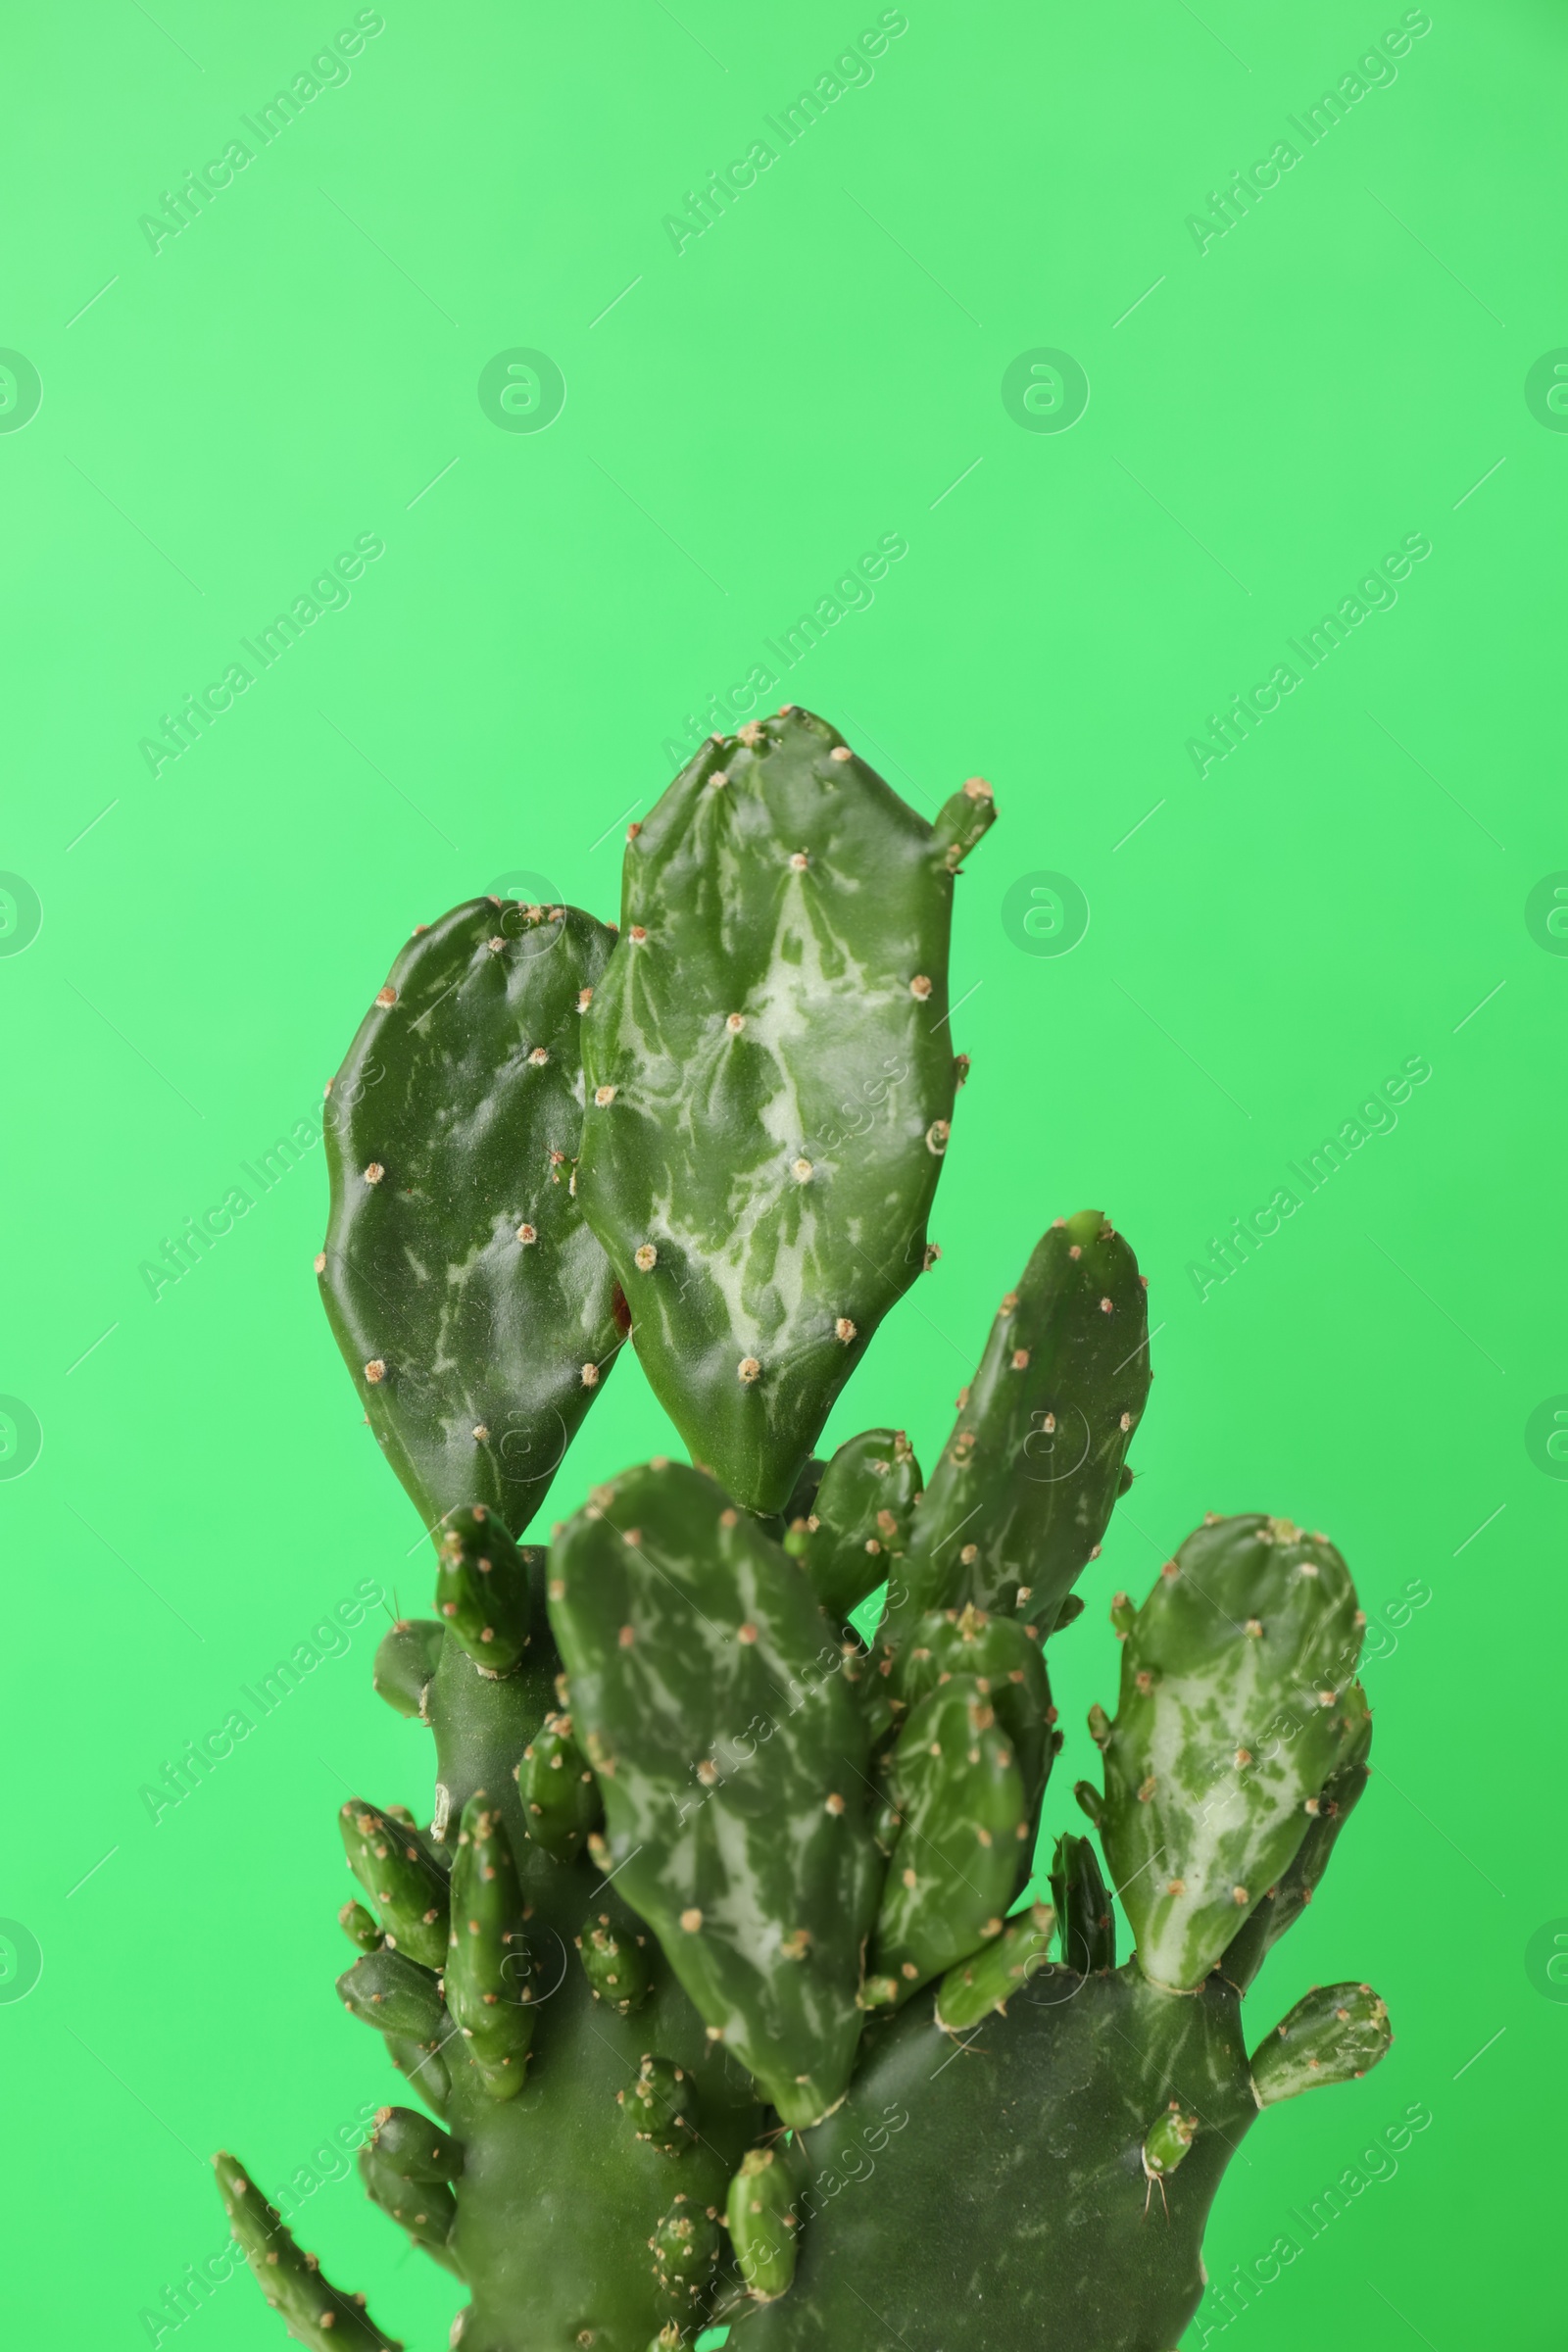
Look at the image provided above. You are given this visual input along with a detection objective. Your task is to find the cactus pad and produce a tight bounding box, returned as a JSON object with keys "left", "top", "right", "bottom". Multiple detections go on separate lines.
{"left": 434, "top": 1506, "right": 534, "bottom": 1673}
{"left": 1220, "top": 1681, "right": 1372, "bottom": 1992}
{"left": 727, "top": 2145, "right": 801, "bottom": 2302}
{"left": 445, "top": 1792, "right": 535, "bottom": 2097}
{"left": 548, "top": 1459, "right": 881, "bottom": 2125}
{"left": 338, "top": 1798, "right": 450, "bottom": 1969}
{"left": 783, "top": 1426, "right": 923, "bottom": 1628}
{"left": 1250, "top": 1980, "right": 1393, "bottom": 2104}
{"left": 318, "top": 897, "right": 622, "bottom": 1541}
{"left": 1097, "top": 1513, "right": 1366, "bottom": 1991}
{"left": 517, "top": 1707, "right": 601, "bottom": 1862}
{"left": 216, "top": 2154, "right": 401, "bottom": 2349}
{"left": 576, "top": 708, "right": 993, "bottom": 1513}
{"left": 933, "top": 1899, "right": 1056, "bottom": 2031}
{"left": 889, "top": 1213, "right": 1151, "bottom": 1641}
{"left": 870, "top": 1680, "right": 1033, "bottom": 2001}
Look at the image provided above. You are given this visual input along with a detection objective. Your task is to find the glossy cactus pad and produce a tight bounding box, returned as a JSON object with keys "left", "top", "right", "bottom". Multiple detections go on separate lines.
{"left": 577, "top": 707, "right": 994, "bottom": 1513}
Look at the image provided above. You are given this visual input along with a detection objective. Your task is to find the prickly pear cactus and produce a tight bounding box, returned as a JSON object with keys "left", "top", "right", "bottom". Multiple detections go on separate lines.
{"left": 220, "top": 709, "right": 1395, "bottom": 2352}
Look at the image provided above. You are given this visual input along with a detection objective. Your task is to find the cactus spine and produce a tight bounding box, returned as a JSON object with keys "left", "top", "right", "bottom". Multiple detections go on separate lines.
{"left": 220, "top": 710, "right": 1393, "bottom": 2351}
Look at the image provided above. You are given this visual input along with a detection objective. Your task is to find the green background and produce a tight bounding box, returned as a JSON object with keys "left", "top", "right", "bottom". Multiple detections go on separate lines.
{"left": 2, "top": 0, "right": 1561, "bottom": 2343}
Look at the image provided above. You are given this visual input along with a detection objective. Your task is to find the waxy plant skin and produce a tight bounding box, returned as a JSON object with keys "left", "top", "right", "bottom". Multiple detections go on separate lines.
{"left": 218, "top": 706, "right": 1392, "bottom": 2351}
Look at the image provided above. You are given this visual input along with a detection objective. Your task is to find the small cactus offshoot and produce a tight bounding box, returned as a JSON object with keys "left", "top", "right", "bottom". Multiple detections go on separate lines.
{"left": 220, "top": 710, "right": 1394, "bottom": 2351}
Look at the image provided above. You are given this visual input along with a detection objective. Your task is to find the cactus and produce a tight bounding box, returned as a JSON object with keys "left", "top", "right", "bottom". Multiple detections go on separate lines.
{"left": 221, "top": 709, "right": 1394, "bottom": 2352}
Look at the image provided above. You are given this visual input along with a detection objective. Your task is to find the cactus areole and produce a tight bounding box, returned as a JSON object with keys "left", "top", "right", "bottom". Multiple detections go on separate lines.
{"left": 221, "top": 708, "right": 1393, "bottom": 2351}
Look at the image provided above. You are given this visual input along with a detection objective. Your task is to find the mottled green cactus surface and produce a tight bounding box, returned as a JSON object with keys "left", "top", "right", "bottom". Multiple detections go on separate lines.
{"left": 576, "top": 707, "right": 994, "bottom": 1515}
{"left": 222, "top": 710, "right": 1394, "bottom": 2352}
{"left": 319, "top": 897, "right": 623, "bottom": 1543}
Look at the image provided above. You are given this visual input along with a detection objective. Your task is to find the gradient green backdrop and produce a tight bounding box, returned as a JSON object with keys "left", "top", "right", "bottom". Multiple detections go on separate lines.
{"left": 3, "top": 1, "right": 1561, "bottom": 2344}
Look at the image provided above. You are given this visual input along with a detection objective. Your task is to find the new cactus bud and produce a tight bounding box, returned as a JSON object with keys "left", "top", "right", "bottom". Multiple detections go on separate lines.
{"left": 445, "top": 1791, "right": 535, "bottom": 2097}
{"left": 215, "top": 2154, "right": 401, "bottom": 2349}
{"left": 1097, "top": 1514, "right": 1366, "bottom": 1992}
{"left": 870, "top": 1681, "right": 1031, "bottom": 2003}
{"left": 887, "top": 1214, "right": 1151, "bottom": 1642}
{"left": 934, "top": 1901, "right": 1056, "bottom": 2032}
{"left": 1221, "top": 1682, "right": 1373, "bottom": 1993}
{"left": 620, "top": 2053, "right": 700, "bottom": 2153}
{"left": 1142, "top": 2102, "right": 1199, "bottom": 2214}
{"left": 338, "top": 1799, "right": 450, "bottom": 1970}
{"left": 650, "top": 2193, "right": 722, "bottom": 2306}
{"left": 318, "top": 896, "right": 622, "bottom": 1540}
{"left": 518, "top": 1707, "right": 601, "bottom": 1862}
{"left": 384, "top": 2035, "right": 450, "bottom": 2120}
{"left": 339, "top": 1898, "right": 382, "bottom": 1954}
{"left": 577, "top": 709, "right": 993, "bottom": 1514}
{"left": 1250, "top": 1982, "right": 1393, "bottom": 2105}
{"left": 577, "top": 1904, "right": 654, "bottom": 2014}
{"left": 358, "top": 2142, "right": 458, "bottom": 2269}
{"left": 727, "top": 2145, "right": 801, "bottom": 2302}
{"left": 786, "top": 1428, "right": 924, "bottom": 1629}
{"left": 1051, "top": 1832, "right": 1116, "bottom": 1975}
{"left": 888, "top": 1602, "right": 1055, "bottom": 1807}
{"left": 434, "top": 1506, "right": 533, "bottom": 1673}
{"left": 367, "top": 2105, "right": 463, "bottom": 2181}
{"left": 930, "top": 772, "right": 998, "bottom": 868}
{"left": 371, "top": 1618, "right": 444, "bottom": 1720}
{"left": 549, "top": 1460, "right": 881, "bottom": 2127}
{"left": 337, "top": 1949, "right": 447, "bottom": 2048}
